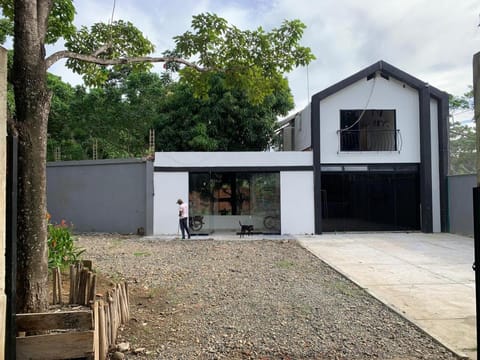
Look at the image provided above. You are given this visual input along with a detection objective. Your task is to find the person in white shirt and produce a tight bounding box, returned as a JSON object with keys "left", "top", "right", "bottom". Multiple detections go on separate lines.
{"left": 176, "top": 199, "right": 191, "bottom": 239}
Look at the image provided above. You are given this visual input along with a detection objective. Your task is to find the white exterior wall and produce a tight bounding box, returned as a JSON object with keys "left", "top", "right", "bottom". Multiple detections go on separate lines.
{"left": 430, "top": 99, "right": 441, "bottom": 232}
{"left": 319, "top": 76, "right": 421, "bottom": 164}
{"left": 154, "top": 151, "right": 312, "bottom": 168}
{"left": 280, "top": 171, "right": 314, "bottom": 234}
{"left": 153, "top": 172, "right": 188, "bottom": 235}
{"left": 293, "top": 104, "right": 312, "bottom": 150}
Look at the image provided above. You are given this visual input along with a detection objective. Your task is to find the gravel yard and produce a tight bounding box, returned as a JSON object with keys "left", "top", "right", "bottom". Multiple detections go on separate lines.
{"left": 77, "top": 234, "right": 460, "bottom": 360}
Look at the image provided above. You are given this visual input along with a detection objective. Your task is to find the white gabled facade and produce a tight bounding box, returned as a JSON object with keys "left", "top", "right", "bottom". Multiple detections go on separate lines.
{"left": 278, "top": 61, "right": 449, "bottom": 234}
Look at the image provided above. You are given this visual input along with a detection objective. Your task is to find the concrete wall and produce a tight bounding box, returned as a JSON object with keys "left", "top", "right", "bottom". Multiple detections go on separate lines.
{"left": 280, "top": 171, "right": 314, "bottom": 234}
{"left": 0, "top": 46, "right": 7, "bottom": 360}
{"left": 153, "top": 172, "right": 188, "bottom": 235}
{"left": 47, "top": 159, "right": 153, "bottom": 234}
{"left": 448, "top": 174, "right": 476, "bottom": 236}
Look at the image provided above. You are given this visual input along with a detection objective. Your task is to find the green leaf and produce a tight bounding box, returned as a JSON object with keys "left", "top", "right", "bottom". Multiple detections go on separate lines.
{"left": 65, "top": 20, "right": 155, "bottom": 87}
{"left": 172, "top": 13, "right": 315, "bottom": 104}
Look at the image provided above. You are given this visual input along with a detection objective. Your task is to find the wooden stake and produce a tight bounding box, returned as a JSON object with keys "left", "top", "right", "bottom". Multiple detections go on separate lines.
{"left": 106, "top": 296, "right": 112, "bottom": 346}
{"left": 86, "top": 272, "right": 93, "bottom": 305}
{"left": 52, "top": 268, "right": 57, "bottom": 305}
{"left": 75, "top": 262, "right": 82, "bottom": 304}
{"left": 79, "top": 269, "right": 89, "bottom": 305}
{"left": 69, "top": 265, "right": 75, "bottom": 304}
{"left": 57, "top": 267, "right": 63, "bottom": 305}
{"left": 89, "top": 274, "right": 97, "bottom": 304}
{"left": 125, "top": 283, "right": 130, "bottom": 321}
{"left": 93, "top": 301, "right": 100, "bottom": 360}
{"left": 120, "top": 283, "right": 128, "bottom": 323}
{"left": 117, "top": 284, "right": 124, "bottom": 324}
{"left": 98, "top": 301, "right": 107, "bottom": 359}
{"left": 124, "top": 282, "right": 129, "bottom": 307}
{"left": 111, "top": 289, "right": 118, "bottom": 342}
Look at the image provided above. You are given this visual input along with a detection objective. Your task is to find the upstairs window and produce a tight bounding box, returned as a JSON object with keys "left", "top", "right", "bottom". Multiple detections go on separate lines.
{"left": 339, "top": 109, "right": 397, "bottom": 151}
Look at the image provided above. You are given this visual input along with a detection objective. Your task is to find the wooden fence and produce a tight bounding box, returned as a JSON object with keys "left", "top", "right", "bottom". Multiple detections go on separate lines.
{"left": 16, "top": 261, "right": 129, "bottom": 360}
{"left": 16, "top": 310, "right": 94, "bottom": 359}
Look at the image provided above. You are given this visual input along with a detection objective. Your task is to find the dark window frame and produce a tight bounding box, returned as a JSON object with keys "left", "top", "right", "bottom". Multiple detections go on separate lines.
{"left": 339, "top": 109, "right": 398, "bottom": 152}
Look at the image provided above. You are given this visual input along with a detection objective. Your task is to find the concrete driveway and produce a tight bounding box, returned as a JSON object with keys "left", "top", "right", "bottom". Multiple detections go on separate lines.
{"left": 297, "top": 232, "right": 476, "bottom": 359}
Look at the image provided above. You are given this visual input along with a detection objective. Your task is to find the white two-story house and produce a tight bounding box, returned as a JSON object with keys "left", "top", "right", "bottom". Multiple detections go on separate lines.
{"left": 277, "top": 60, "right": 449, "bottom": 233}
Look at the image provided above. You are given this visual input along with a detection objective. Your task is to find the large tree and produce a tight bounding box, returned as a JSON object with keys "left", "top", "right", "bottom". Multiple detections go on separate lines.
{"left": 155, "top": 72, "right": 293, "bottom": 151}
{"left": 449, "top": 89, "right": 476, "bottom": 175}
{"left": 48, "top": 71, "right": 170, "bottom": 160}
{"left": 1, "top": 1, "right": 314, "bottom": 312}
{"left": 47, "top": 68, "right": 292, "bottom": 158}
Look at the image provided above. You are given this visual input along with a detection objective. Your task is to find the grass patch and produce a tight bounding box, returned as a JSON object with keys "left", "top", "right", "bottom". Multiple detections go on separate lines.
{"left": 108, "top": 238, "right": 124, "bottom": 249}
{"left": 275, "top": 259, "right": 295, "bottom": 269}
{"left": 333, "top": 279, "right": 364, "bottom": 297}
{"left": 133, "top": 251, "right": 151, "bottom": 257}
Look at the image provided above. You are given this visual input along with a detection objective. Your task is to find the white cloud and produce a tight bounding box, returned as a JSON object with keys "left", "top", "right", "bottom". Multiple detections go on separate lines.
{"left": 45, "top": 0, "right": 478, "bottom": 112}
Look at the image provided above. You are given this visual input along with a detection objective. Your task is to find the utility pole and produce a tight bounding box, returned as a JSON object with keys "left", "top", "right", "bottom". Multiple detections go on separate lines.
{"left": 472, "top": 51, "right": 480, "bottom": 355}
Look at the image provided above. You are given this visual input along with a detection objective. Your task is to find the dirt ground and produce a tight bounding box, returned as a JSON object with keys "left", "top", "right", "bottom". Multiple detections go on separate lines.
{"left": 75, "top": 234, "right": 461, "bottom": 360}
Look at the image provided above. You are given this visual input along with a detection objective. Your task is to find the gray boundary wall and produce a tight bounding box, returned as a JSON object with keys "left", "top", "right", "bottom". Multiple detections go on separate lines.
{"left": 47, "top": 159, "right": 153, "bottom": 235}
{"left": 448, "top": 174, "right": 476, "bottom": 236}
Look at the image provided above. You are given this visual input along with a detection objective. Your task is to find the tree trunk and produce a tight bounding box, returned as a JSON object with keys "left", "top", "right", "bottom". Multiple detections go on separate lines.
{"left": 13, "top": 0, "right": 52, "bottom": 313}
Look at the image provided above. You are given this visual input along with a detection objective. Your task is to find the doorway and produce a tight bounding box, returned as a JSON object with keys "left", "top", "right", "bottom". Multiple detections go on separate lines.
{"left": 321, "top": 166, "right": 420, "bottom": 232}
{"left": 189, "top": 171, "right": 281, "bottom": 234}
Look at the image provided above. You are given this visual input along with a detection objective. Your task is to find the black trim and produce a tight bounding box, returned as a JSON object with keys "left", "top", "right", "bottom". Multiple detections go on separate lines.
{"left": 312, "top": 61, "right": 444, "bottom": 102}
{"left": 419, "top": 86, "right": 433, "bottom": 232}
{"left": 311, "top": 94, "right": 322, "bottom": 234}
{"left": 154, "top": 166, "right": 313, "bottom": 173}
{"left": 320, "top": 163, "right": 419, "bottom": 174}
{"left": 437, "top": 92, "right": 449, "bottom": 232}
{"left": 473, "top": 187, "right": 480, "bottom": 353}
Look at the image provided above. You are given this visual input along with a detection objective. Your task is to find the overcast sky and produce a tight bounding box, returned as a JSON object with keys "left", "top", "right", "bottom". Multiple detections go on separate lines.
{"left": 47, "top": 0, "right": 479, "bottom": 116}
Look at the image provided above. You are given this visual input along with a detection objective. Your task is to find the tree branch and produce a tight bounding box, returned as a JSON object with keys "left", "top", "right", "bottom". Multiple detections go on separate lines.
{"left": 92, "top": 44, "right": 111, "bottom": 57}
{"left": 45, "top": 50, "right": 208, "bottom": 72}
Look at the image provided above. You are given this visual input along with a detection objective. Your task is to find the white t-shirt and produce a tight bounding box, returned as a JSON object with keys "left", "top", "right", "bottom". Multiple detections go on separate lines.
{"left": 179, "top": 203, "right": 189, "bottom": 219}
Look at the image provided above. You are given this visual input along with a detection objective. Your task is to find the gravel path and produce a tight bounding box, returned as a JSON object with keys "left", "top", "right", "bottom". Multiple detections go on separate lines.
{"left": 77, "top": 234, "right": 460, "bottom": 360}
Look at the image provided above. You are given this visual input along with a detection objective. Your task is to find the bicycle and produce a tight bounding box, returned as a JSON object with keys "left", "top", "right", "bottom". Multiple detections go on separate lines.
{"left": 263, "top": 214, "right": 280, "bottom": 231}
{"left": 189, "top": 215, "right": 205, "bottom": 231}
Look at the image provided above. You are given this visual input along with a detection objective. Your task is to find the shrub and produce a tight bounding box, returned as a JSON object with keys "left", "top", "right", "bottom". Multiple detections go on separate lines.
{"left": 47, "top": 213, "right": 85, "bottom": 269}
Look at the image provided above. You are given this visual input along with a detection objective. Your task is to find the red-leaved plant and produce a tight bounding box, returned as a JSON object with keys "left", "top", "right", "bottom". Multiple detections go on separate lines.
{"left": 47, "top": 212, "right": 85, "bottom": 269}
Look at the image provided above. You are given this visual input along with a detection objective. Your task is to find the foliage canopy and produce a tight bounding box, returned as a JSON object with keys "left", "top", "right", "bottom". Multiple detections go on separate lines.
{"left": 449, "top": 88, "right": 475, "bottom": 175}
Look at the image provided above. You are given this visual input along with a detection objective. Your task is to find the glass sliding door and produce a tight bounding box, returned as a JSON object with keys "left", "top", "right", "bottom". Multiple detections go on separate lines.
{"left": 188, "top": 173, "right": 212, "bottom": 234}
{"left": 189, "top": 172, "right": 281, "bottom": 234}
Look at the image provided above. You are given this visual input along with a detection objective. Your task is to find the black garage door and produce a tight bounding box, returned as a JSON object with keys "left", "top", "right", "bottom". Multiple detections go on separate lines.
{"left": 321, "top": 165, "right": 420, "bottom": 232}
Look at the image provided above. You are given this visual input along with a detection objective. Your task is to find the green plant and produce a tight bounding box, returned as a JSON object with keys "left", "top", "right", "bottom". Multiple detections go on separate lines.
{"left": 275, "top": 259, "right": 295, "bottom": 269}
{"left": 47, "top": 214, "right": 85, "bottom": 269}
{"left": 133, "top": 251, "right": 151, "bottom": 257}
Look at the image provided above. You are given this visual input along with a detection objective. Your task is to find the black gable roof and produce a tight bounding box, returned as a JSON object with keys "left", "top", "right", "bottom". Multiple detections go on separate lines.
{"left": 312, "top": 60, "right": 447, "bottom": 102}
